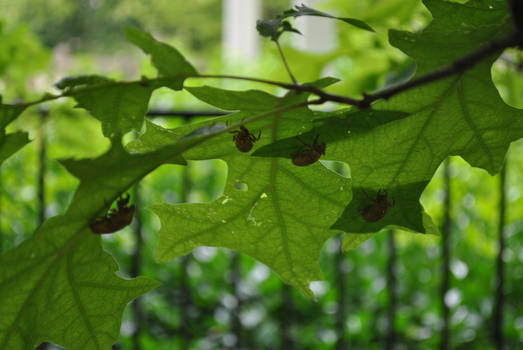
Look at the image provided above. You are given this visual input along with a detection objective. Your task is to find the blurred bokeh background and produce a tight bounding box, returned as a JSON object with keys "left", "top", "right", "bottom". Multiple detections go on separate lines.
{"left": 0, "top": 0, "right": 522, "bottom": 349}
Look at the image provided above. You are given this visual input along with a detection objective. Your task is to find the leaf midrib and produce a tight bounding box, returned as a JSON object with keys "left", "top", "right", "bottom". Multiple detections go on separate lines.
{"left": 66, "top": 249, "right": 100, "bottom": 350}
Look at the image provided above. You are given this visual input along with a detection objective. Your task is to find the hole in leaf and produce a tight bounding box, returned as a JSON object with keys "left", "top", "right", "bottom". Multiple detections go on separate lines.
{"left": 235, "top": 180, "right": 248, "bottom": 191}
{"left": 320, "top": 160, "right": 350, "bottom": 178}
{"left": 492, "top": 50, "right": 523, "bottom": 109}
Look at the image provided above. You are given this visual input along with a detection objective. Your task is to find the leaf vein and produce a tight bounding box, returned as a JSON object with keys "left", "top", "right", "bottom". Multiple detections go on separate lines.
{"left": 279, "top": 166, "right": 346, "bottom": 208}
{"left": 66, "top": 250, "right": 100, "bottom": 350}
{"left": 456, "top": 80, "right": 495, "bottom": 170}
{"left": 387, "top": 76, "right": 460, "bottom": 186}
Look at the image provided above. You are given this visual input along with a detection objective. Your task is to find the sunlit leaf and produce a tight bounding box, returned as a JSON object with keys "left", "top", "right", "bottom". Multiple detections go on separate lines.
{"left": 284, "top": 4, "right": 375, "bottom": 33}
{"left": 0, "top": 216, "right": 159, "bottom": 350}
{"left": 0, "top": 101, "right": 26, "bottom": 130}
{"left": 55, "top": 75, "right": 113, "bottom": 90}
{"left": 70, "top": 80, "right": 154, "bottom": 137}
{"left": 0, "top": 126, "right": 225, "bottom": 348}
{"left": 124, "top": 26, "right": 197, "bottom": 90}
{"left": 0, "top": 131, "right": 30, "bottom": 164}
{"left": 0, "top": 99, "right": 30, "bottom": 164}
{"left": 254, "top": 0, "right": 522, "bottom": 246}
{"left": 256, "top": 3, "right": 373, "bottom": 41}
{"left": 132, "top": 81, "right": 352, "bottom": 296}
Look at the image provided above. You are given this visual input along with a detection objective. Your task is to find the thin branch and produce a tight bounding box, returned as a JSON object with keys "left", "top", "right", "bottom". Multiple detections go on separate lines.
{"left": 5, "top": 32, "right": 518, "bottom": 115}
{"left": 362, "top": 32, "right": 519, "bottom": 107}
{"left": 7, "top": 74, "right": 356, "bottom": 110}
{"left": 275, "top": 41, "right": 298, "bottom": 84}
{"left": 194, "top": 74, "right": 361, "bottom": 105}
{"left": 199, "top": 32, "right": 519, "bottom": 107}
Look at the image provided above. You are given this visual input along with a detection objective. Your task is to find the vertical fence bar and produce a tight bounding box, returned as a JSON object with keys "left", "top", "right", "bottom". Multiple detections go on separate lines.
{"left": 335, "top": 234, "right": 347, "bottom": 350}
{"left": 230, "top": 252, "right": 243, "bottom": 348}
{"left": 0, "top": 167, "right": 2, "bottom": 253}
{"left": 131, "top": 185, "right": 144, "bottom": 350}
{"left": 440, "top": 158, "right": 452, "bottom": 350}
{"left": 280, "top": 284, "right": 294, "bottom": 349}
{"left": 179, "top": 253, "right": 193, "bottom": 345}
{"left": 35, "top": 110, "right": 49, "bottom": 350}
{"left": 179, "top": 132, "right": 193, "bottom": 346}
{"left": 38, "top": 110, "right": 48, "bottom": 226}
{"left": 493, "top": 163, "right": 507, "bottom": 349}
{"left": 385, "top": 230, "right": 397, "bottom": 350}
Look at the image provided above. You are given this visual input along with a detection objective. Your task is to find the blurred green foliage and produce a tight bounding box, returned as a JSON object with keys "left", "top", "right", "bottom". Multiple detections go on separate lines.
{"left": 0, "top": 20, "right": 50, "bottom": 99}
{"left": 0, "top": 0, "right": 522, "bottom": 349}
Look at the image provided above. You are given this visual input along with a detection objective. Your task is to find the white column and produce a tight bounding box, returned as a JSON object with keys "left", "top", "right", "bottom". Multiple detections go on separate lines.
{"left": 222, "top": 0, "right": 262, "bottom": 61}
{"left": 291, "top": 0, "right": 338, "bottom": 53}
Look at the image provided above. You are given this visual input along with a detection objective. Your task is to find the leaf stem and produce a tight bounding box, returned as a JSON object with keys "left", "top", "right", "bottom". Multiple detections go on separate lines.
{"left": 275, "top": 40, "right": 298, "bottom": 84}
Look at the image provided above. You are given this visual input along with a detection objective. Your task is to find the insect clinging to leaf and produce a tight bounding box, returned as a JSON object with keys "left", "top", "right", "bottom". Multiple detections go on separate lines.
{"left": 360, "top": 189, "right": 395, "bottom": 222}
{"left": 230, "top": 125, "right": 261, "bottom": 152}
{"left": 89, "top": 193, "right": 136, "bottom": 234}
{"left": 292, "top": 135, "right": 326, "bottom": 166}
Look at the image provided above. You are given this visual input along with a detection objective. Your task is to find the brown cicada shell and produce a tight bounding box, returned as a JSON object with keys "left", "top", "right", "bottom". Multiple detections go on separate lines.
{"left": 292, "top": 135, "right": 326, "bottom": 166}
{"left": 90, "top": 194, "right": 136, "bottom": 234}
{"left": 360, "top": 189, "right": 395, "bottom": 222}
{"left": 230, "top": 125, "right": 261, "bottom": 153}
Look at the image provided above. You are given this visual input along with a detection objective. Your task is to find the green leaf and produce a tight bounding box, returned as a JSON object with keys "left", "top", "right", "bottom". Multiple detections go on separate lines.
{"left": 376, "top": 0, "right": 522, "bottom": 172}
{"left": 284, "top": 4, "right": 375, "bottom": 33}
{"left": 123, "top": 26, "right": 197, "bottom": 90}
{"left": 0, "top": 100, "right": 30, "bottom": 164}
{"left": 342, "top": 233, "right": 374, "bottom": 252}
{"left": 332, "top": 0, "right": 522, "bottom": 238}
{"left": 70, "top": 80, "right": 154, "bottom": 137}
{"left": 253, "top": 109, "right": 437, "bottom": 235}
{"left": 185, "top": 86, "right": 283, "bottom": 111}
{"left": 256, "top": 3, "right": 373, "bottom": 41}
{"left": 0, "top": 131, "right": 30, "bottom": 164}
{"left": 254, "top": 0, "right": 521, "bottom": 247}
{"left": 0, "top": 101, "right": 26, "bottom": 130}
{"left": 133, "top": 84, "right": 351, "bottom": 296}
{"left": 56, "top": 27, "right": 203, "bottom": 138}
{"left": 255, "top": 18, "right": 282, "bottom": 41}
{"left": 256, "top": 18, "right": 301, "bottom": 41}
{"left": 0, "top": 216, "right": 159, "bottom": 350}
{"left": 0, "top": 125, "right": 228, "bottom": 348}
{"left": 55, "top": 75, "right": 113, "bottom": 90}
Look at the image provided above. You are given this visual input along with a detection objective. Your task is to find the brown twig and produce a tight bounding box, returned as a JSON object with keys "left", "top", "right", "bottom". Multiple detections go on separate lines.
{"left": 6, "top": 32, "right": 518, "bottom": 116}
{"left": 197, "top": 32, "right": 518, "bottom": 107}
{"left": 361, "top": 32, "right": 519, "bottom": 107}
